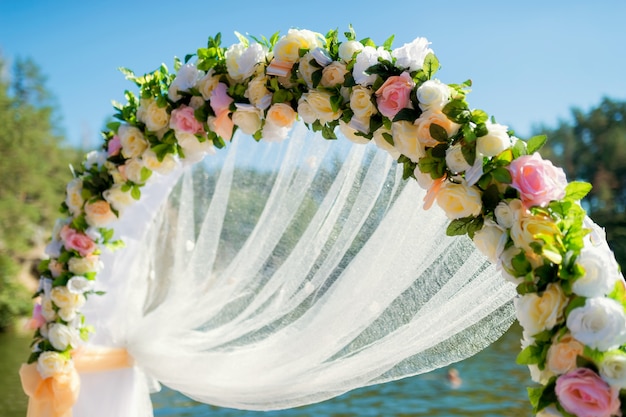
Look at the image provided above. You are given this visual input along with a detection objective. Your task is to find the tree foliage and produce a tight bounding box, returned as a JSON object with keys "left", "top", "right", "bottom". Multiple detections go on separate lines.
{"left": 538, "top": 97, "right": 626, "bottom": 268}
{"left": 0, "top": 55, "right": 82, "bottom": 330}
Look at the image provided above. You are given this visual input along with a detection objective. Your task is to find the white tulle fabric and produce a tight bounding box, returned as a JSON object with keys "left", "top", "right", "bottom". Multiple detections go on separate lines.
{"left": 74, "top": 122, "right": 517, "bottom": 415}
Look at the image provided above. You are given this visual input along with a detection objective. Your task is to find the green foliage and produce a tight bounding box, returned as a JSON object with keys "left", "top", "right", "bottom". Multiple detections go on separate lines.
{"left": 538, "top": 97, "right": 626, "bottom": 268}
{"left": 0, "top": 254, "right": 32, "bottom": 331}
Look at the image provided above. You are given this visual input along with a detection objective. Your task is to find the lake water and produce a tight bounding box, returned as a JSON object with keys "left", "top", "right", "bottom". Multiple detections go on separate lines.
{"left": 3, "top": 324, "right": 534, "bottom": 416}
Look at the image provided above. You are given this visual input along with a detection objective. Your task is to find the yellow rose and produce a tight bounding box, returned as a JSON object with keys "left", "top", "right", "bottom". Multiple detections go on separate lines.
{"left": 50, "top": 286, "right": 85, "bottom": 311}
{"left": 546, "top": 334, "right": 584, "bottom": 375}
{"left": 415, "top": 110, "right": 460, "bottom": 148}
{"left": 350, "top": 86, "right": 377, "bottom": 120}
{"left": 65, "top": 178, "right": 84, "bottom": 215}
{"left": 436, "top": 181, "right": 483, "bottom": 220}
{"left": 274, "top": 29, "right": 325, "bottom": 63}
{"left": 118, "top": 124, "right": 148, "bottom": 159}
{"left": 137, "top": 98, "right": 170, "bottom": 132}
{"left": 68, "top": 254, "right": 100, "bottom": 275}
{"left": 510, "top": 212, "right": 560, "bottom": 253}
{"left": 196, "top": 69, "right": 219, "bottom": 101}
{"left": 299, "top": 91, "right": 341, "bottom": 124}
{"left": 84, "top": 200, "right": 117, "bottom": 227}
{"left": 321, "top": 62, "right": 347, "bottom": 87}
{"left": 266, "top": 103, "right": 297, "bottom": 128}
{"left": 514, "top": 283, "right": 567, "bottom": 336}
{"left": 232, "top": 108, "right": 262, "bottom": 135}
{"left": 392, "top": 121, "right": 423, "bottom": 162}
{"left": 37, "top": 351, "right": 70, "bottom": 378}
{"left": 141, "top": 148, "right": 178, "bottom": 175}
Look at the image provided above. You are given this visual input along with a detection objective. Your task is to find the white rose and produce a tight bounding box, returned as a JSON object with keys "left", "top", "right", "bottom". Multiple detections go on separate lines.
{"left": 48, "top": 323, "right": 79, "bottom": 351}
{"left": 297, "top": 100, "right": 317, "bottom": 124}
{"left": 168, "top": 63, "right": 201, "bottom": 101}
{"left": 232, "top": 106, "right": 262, "bottom": 135}
{"left": 573, "top": 245, "right": 621, "bottom": 298}
{"left": 321, "top": 61, "right": 347, "bottom": 88}
{"left": 65, "top": 178, "right": 84, "bottom": 215}
{"left": 298, "top": 52, "right": 318, "bottom": 88}
{"left": 50, "top": 286, "right": 85, "bottom": 311}
{"left": 391, "top": 37, "right": 433, "bottom": 72}
{"left": 413, "top": 168, "right": 434, "bottom": 190}
{"left": 261, "top": 121, "right": 290, "bottom": 143}
{"left": 514, "top": 283, "right": 567, "bottom": 336}
{"left": 68, "top": 254, "right": 101, "bottom": 275}
{"left": 353, "top": 46, "right": 391, "bottom": 86}
{"left": 445, "top": 144, "right": 471, "bottom": 173}
{"left": 338, "top": 40, "right": 364, "bottom": 62}
{"left": 84, "top": 150, "right": 108, "bottom": 170}
{"left": 177, "top": 131, "right": 215, "bottom": 164}
{"left": 137, "top": 98, "right": 170, "bottom": 132}
{"left": 436, "top": 180, "right": 483, "bottom": 220}
{"left": 123, "top": 158, "right": 148, "bottom": 185}
{"left": 67, "top": 276, "right": 95, "bottom": 294}
{"left": 494, "top": 199, "right": 523, "bottom": 229}
{"left": 41, "top": 296, "right": 56, "bottom": 321}
{"left": 196, "top": 69, "right": 219, "bottom": 101}
{"left": 103, "top": 183, "right": 135, "bottom": 213}
{"left": 299, "top": 91, "right": 341, "bottom": 124}
{"left": 274, "top": 29, "right": 325, "bottom": 63}
{"left": 118, "top": 124, "right": 148, "bottom": 159}
{"left": 225, "top": 41, "right": 267, "bottom": 81}
{"left": 141, "top": 148, "right": 178, "bottom": 176}
{"left": 416, "top": 79, "right": 451, "bottom": 111}
{"left": 372, "top": 127, "right": 400, "bottom": 159}
{"left": 58, "top": 307, "right": 76, "bottom": 322}
{"left": 473, "top": 221, "right": 507, "bottom": 263}
{"left": 350, "top": 86, "right": 377, "bottom": 121}
{"left": 338, "top": 121, "right": 370, "bottom": 144}
{"left": 600, "top": 351, "right": 626, "bottom": 389}
{"left": 476, "top": 122, "right": 511, "bottom": 157}
{"left": 567, "top": 297, "right": 626, "bottom": 351}
{"left": 245, "top": 75, "right": 272, "bottom": 110}
{"left": 37, "top": 351, "right": 69, "bottom": 378}
{"left": 392, "top": 121, "right": 423, "bottom": 162}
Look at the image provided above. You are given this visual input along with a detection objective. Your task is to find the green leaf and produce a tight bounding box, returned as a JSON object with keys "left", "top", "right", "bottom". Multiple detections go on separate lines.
{"left": 462, "top": 142, "right": 476, "bottom": 166}
{"left": 382, "top": 132, "right": 394, "bottom": 146}
{"left": 564, "top": 181, "right": 592, "bottom": 201}
{"left": 527, "top": 135, "right": 548, "bottom": 154}
{"left": 565, "top": 296, "right": 587, "bottom": 318}
{"left": 512, "top": 138, "right": 527, "bottom": 158}
{"left": 311, "top": 69, "right": 323, "bottom": 89}
{"left": 130, "top": 185, "right": 141, "bottom": 200}
{"left": 471, "top": 109, "right": 489, "bottom": 124}
{"left": 442, "top": 99, "right": 471, "bottom": 124}
{"left": 429, "top": 123, "right": 449, "bottom": 142}
{"left": 422, "top": 53, "right": 439, "bottom": 79}
{"left": 446, "top": 216, "right": 480, "bottom": 237}
{"left": 516, "top": 344, "right": 542, "bottom": 365}
{"left": 392, "top": 108, "right": 420, "bottom": 123}
{"left": 492, "top": 167, "right": 513, "bottom": 184}
{"left": 382, "top": 34, "right": 395, "bottom": 50}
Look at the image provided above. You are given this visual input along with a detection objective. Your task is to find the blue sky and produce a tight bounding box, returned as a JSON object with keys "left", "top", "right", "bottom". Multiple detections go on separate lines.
{"left": 1, "top": 0, "right": 625, "bottom": 149}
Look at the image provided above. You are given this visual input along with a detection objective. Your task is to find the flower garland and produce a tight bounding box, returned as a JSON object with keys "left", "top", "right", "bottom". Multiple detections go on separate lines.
{"left": 23, "top": 27, "right": 626, "bottom": 417}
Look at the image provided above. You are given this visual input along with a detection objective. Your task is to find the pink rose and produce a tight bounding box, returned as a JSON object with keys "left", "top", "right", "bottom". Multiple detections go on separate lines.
{"left": 210, "top": 83, "right": 234, "bottom": 116}
{"left": 508, "top": 153, "right": 567, "bottom": 207}
{"left": 375, "top": 72, "right": 414, "bottom": 119}
{"left": 170, "top": 105, "right": 204, "bottom": 134}
{"left": 555, "top": 368, "right": 620, "bottom": 417}
{"left": 107, "top": 136, "right": 121, "bottom": 156}
{"left": 60, "top": 225, "right": 97, "bottom": 257}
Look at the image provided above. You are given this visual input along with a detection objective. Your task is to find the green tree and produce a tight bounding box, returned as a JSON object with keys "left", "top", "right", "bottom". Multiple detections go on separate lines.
{"left": 537, "top": 97, "right": 626, "bottom": 268}
{"left": 0, "top": 55, "right": 81, "bottom": 330}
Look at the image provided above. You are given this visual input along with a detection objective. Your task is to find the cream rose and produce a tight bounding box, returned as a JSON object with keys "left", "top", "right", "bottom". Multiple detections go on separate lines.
{"left": 37, "top": 351, "right": 69, "bottom": 378}
{"left": 445, "top": 144, "right": 471, "bottom": 173}
{"left": 141, "top": 148, "right": 178, "bottom": 176}
{"left": 373, "top": 127, "right": 401, "bottom": 159}
{"left": 321, "top": 61, "right": 347, "bottom": 87}
{"left": 196, "top": 69, "right": 219, "bottom": 101}
{"left": 338, "top": 40, "right": 364, "bottom": 62}
{"left": 510, "top": 211, "right": 559, "bottom": 253}
{"left": 415, "top": 110, "right": 460, "bottom": 148}
{"left": 41, "top": 297, "right": 56, "bottom": 321}
{"left": 137, "top": 98, "right": 170, "bottom": 132}
{"left": 416, "top": 79, "right": 451, "bottom": 111}
{"left": 567, "top": 297, "right": 626, "bottom": 351}
{"left": 225, "top": 41, "right": 267, "bottom": 81}
{"left": 50, "top": 286, "right": 85, "bottom": 311}
{"left": 436, "top": 181, "right": 483, "bottom": 220}
{"left": 392, "top": 121, "right": 423, "bottom": 162}
{"left": 514, "top": 283, "right": 567, "bottom": 336}
{"left": 338, "top": 121, "right": 370, "bottom": 144}
{"left": 546, "top": 334, "right": 584, "bottom": 375}
{"left": 65, "top": 178, "right": 84, "bottom": 215}
{"left": 298, "top": 52, "right": 317, "bottom": 88}
{"left": 177, "top": 132, "right": 216, "bottom": 164}
{"left": 274, "top": 29, "right": 325, "bottom": 63}
{"left": 494, "top": 199, "right": 523, "bottom": 229}
{"left": 118, "top": 124, "right": 148, "bottom": 159}
{"left": 472, "top": 221, "right": 507, "bottom": 263}
{"left": 245, "top": 75, "right": 272, "bottom": 110}
{"left": 350, "top": 86, "right": 377, "bottom": 121}
{"left": 68, "top": 254, "right": 100, "bottom": 275}
{"left": 600, "top": 351, "right": 626, "bottom": 389}
{"left": 476, "top": 122, "right": 511, "bottom": 157}
{"left": 84, "top": 150, "right": 107, "bottom": 170}
{"left": 84, "top": 200, "right": 117, "bottom": 227}
{"left": 48, "top": 323, "right": 79, "bottom": 351}
{"left": 103, "top": 184, "right": 135, "bottom": 213}
{"left": 122, "top": 158, "right": 148, "bottom": 185}
{"left": 232, "top": 107, "right": 262, "bottom": 135}
{"left": 299, "top": 91, "right": 341, "bottom": 124}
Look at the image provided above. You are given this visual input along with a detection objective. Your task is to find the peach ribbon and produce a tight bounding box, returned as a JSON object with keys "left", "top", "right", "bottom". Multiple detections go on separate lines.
{"left": 19, "top": 347, "right": 133, "bottom": 417}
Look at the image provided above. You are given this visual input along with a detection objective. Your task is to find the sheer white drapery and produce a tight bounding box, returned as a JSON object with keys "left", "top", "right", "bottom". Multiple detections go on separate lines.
{"left": 75, "top": 122, "right": 516, "bottom": 415}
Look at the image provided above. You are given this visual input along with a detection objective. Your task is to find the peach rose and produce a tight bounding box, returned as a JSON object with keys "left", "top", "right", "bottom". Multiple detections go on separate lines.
{"left": 266, "top": 103, "right": 297, "bottom": 128}
{"left": 321, "top": 62, "right": 347, "bottom": 87}
{"left": 546, "top": 334, "right": 585, "bottom": 375}
{"left": 415, "top": 110, "right": 460, "bottom": 147}
{"left": 84, "top": 200, "right": 117, "bottom": 227}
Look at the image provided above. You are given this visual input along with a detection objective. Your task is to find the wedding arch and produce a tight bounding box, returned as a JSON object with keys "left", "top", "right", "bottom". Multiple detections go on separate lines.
{"left": 20, "top": 27, "right": 626, "bottom": 417}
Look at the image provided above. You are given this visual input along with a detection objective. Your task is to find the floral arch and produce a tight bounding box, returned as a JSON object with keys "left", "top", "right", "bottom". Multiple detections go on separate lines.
{"left": 19, "top": 27, "right": 626, "bottom": 417}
